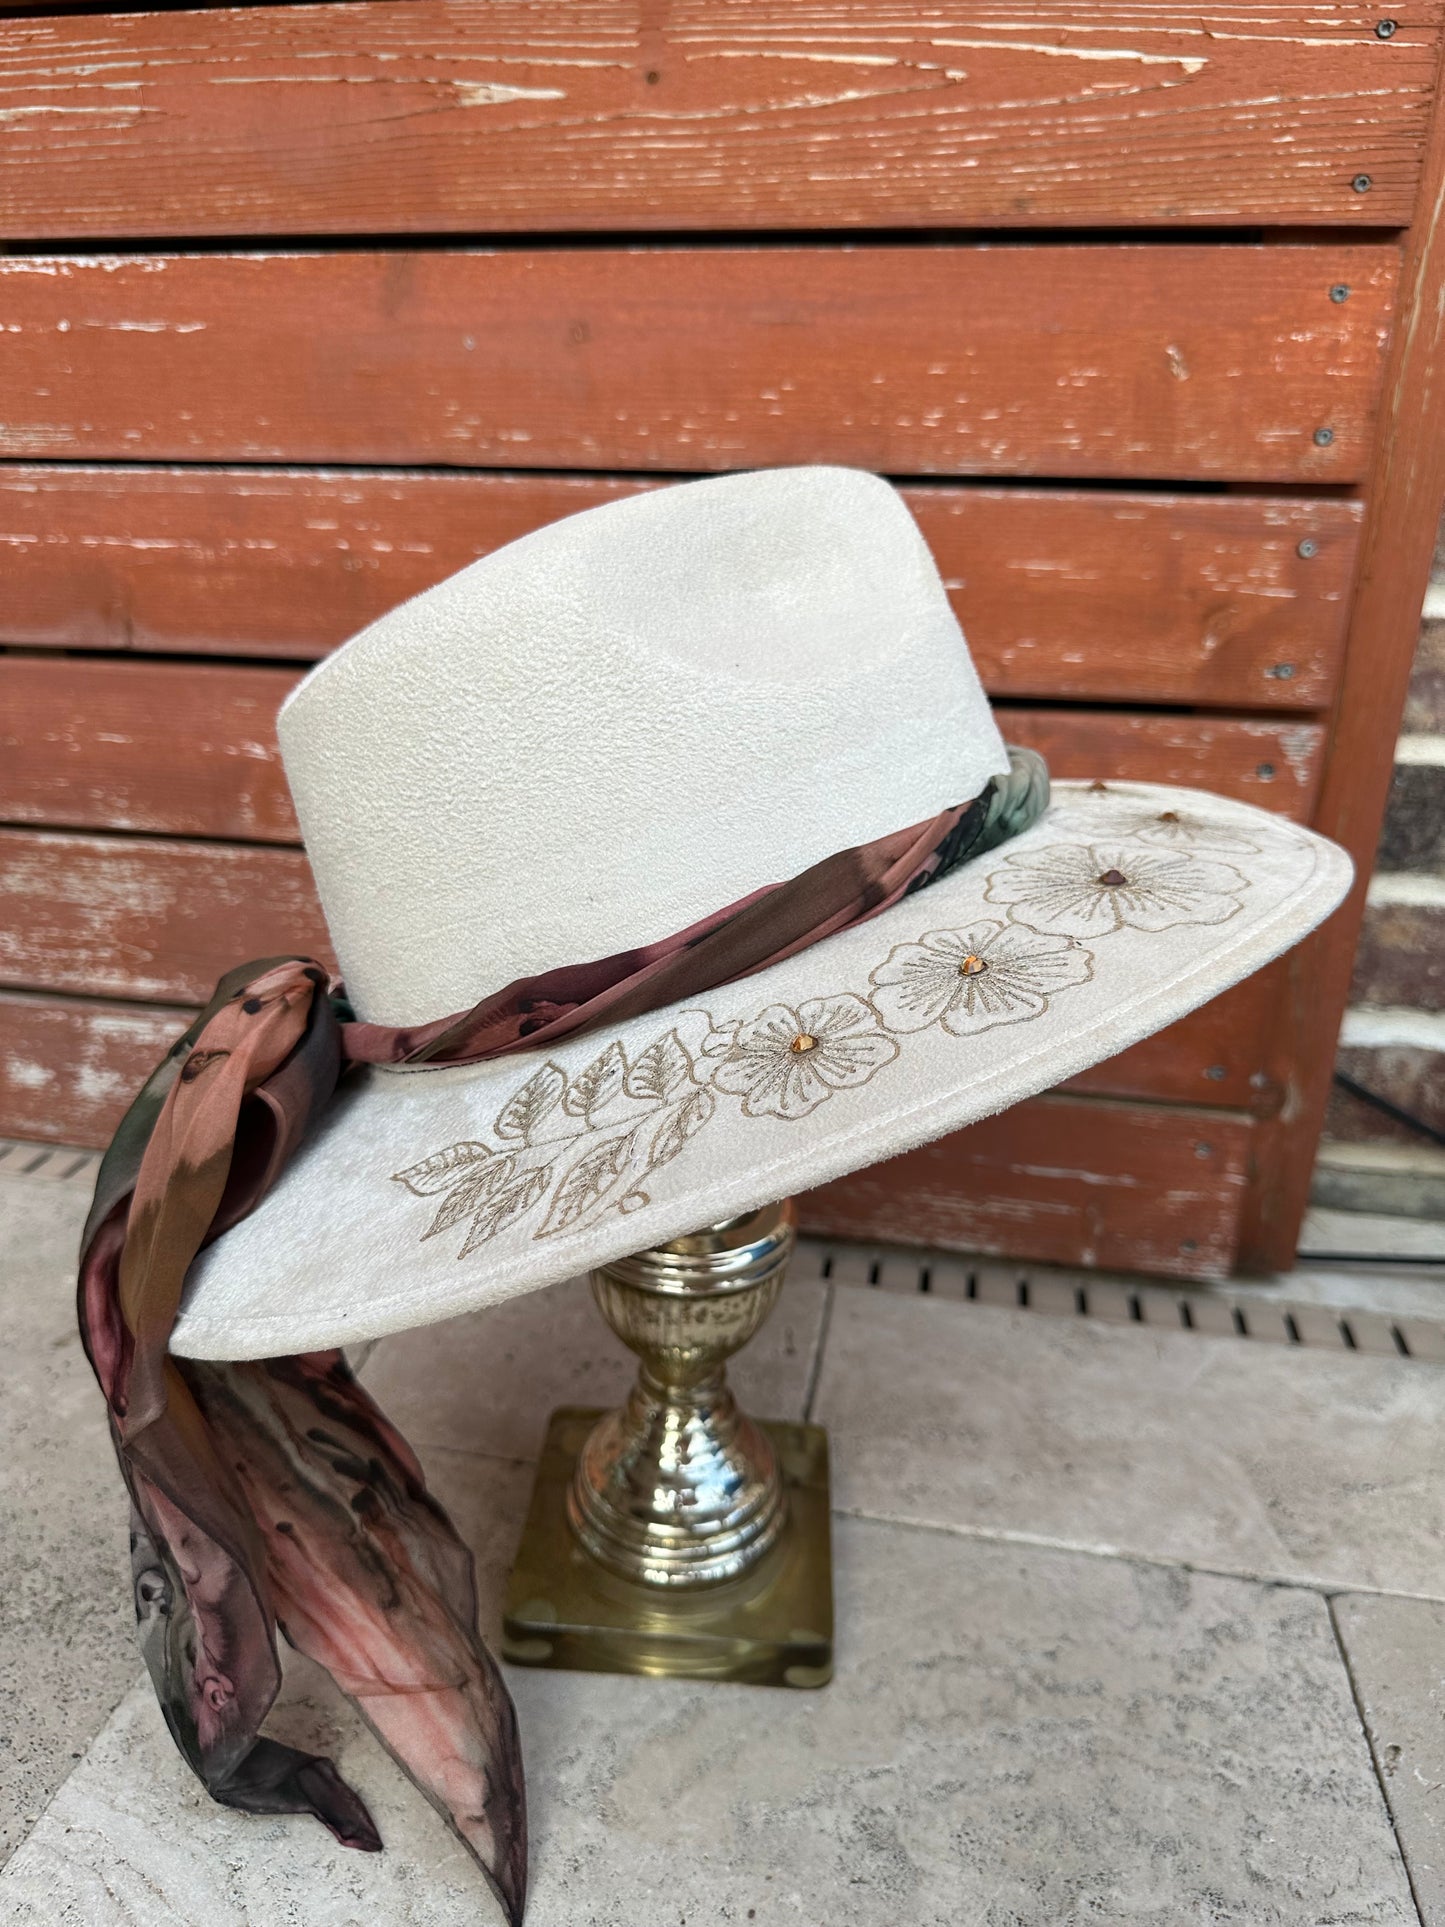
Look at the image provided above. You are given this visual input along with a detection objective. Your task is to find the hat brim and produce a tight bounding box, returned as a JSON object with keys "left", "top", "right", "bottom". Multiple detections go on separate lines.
{"left": 174, "top": 782, "right": 1351, "bottom": 1360}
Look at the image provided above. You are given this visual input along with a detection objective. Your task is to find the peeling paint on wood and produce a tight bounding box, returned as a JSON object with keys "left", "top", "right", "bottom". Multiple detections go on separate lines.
{"left": 1237, "top": 25, "right": 1445, "bottom": 1270}
{"left": 998, "top": 710, "right": 1325, "bottom": 820}
{"left": 800, "top": 1094, "right": 1253, "bottom": 1280}
{"left": 0, "top": 992, "right": 1257, "bottom": 1275}
{"left": 0, "top": 3, "right": 1437, "bottom": 234}
{"left": 0, "top": 811, "right": 1286, "bottom": 1118}
{"left": 0, "top": 991, "right": 192, "bottom": 1145}
{"left": 0, "top": 830, "right": 332, "bottom": 1004}
{"left": 0, "top": 658, "right": 302, "bottom": 843}
{"left": 0, "top": 246, "right": 1398, "bottom": 480}
{"left": 0, "top": 2, "right": 1435, "bottom": 1279}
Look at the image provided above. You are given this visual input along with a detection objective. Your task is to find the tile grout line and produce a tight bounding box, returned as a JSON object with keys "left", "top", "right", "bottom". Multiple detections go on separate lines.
{"left": 1328, "top": 1596, "right": 1428, "bottom": 1927}
{"left": 833, "top": 1503, "right": 1445, "bottom": 1610}
{"left": 0, "top": 1666, "right": 149, "bottom": 1880}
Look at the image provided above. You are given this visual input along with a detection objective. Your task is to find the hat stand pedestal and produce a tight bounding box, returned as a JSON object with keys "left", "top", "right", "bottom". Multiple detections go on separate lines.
{"left": 501, "top": 1201, "right": 834, "bottom": 1688}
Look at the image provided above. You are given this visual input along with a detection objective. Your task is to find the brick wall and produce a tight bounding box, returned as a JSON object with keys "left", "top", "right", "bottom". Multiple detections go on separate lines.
{"left": 1317, "top": 524, "right": 1445, "bottom": 1217}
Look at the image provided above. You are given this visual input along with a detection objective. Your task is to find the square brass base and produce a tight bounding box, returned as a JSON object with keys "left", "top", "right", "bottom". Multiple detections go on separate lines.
{"left": 501, "top": 1407, "right": 833, "bottom": 1688}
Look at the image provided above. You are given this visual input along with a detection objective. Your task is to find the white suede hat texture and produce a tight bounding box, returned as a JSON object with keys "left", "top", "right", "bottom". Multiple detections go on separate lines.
{"left": 175, "top": 467, "right": 1352, "bottom": 1360}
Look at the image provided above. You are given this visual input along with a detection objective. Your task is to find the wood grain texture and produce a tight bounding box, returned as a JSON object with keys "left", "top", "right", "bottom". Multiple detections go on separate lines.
{"left": 0, "top": 831, "right": 334, "bottom": 1004}
{"left": 1062, "top": 970, "right": 1287, "bottom": 1114}
{"left": 1000, "top": 711, "right": 1324, "bottom": 819}
{"left": 798, "top": 1093, "right": 1252, "bottom": 1280}
{"left": 0, "top": 657, "right": 1326, "bottom": 842}
{"left": 0, "top": 467, "right": 1362, "bottom": 709}
{"left": 0, "top": 3, "right": 1436, "bottom": 235}
{"left": 0, "top": 989, "right": 190, "bottom": 1146}
{"left": 0, "top": 985, "right": 1266, "bottom": 1150}
{"left": 908, "top": 487, "right": 1360, "bottom": 710}
{"left": 1239, "top": 37, "right": 1445, "bottom": 1270}
{"left": 0, "top": 246, "right": 1396, "bottom": 480}
{"left": 0, "top": 657, "right": 302, "bottom": 844}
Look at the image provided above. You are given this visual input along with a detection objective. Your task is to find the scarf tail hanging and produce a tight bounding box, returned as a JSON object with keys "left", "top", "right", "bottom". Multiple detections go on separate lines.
{"left": 77, "top": 965, "right": 529, "bottom": 1924}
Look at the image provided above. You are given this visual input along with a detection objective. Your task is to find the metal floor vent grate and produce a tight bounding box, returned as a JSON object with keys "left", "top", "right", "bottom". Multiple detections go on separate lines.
{"left": 0, "top": 1139, "right": 101, "bottom": 1187}
{"left": 791, "top": 1238, "right": 1445, "bottom": 1364}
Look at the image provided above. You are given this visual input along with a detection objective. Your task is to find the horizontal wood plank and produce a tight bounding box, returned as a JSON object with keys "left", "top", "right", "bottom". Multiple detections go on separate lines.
{"left": 0, "top": 247, "right": 1395, "bottom": 480}
{"left": 0, "top": 989, "right": 190, "bottom": 1146}
{"left": 798, "top": 1093, "right": 1252, "bottom": 1279}
{"left": 0, "top": 658, "right": 302, "bottom": 844}
{"left": 0, "top": 658, "right": 1326, "bottom": 844}
{"left": 0, "top": 469, "right": 1361, "bottom": 708}
{"left": 1064, "top": 969, "right": 1285, "bottom": 1112}
{"left": 999, "top": 711, "right": 1325, "bottom": 820}
{"left": 1, "top": 4, "right": 1436, "bottom": 235}
{"left": 0, "top": 830, "right": 335, "bottom": 1005}
{"left": 910, "top": 489, "right": 1359, "bottom": 709}
{"left": 0, "top": 985, "right": 1274, "bottom": 1152}
{"left": 0, "top": 968, "right": 1273, "bottom": 1134}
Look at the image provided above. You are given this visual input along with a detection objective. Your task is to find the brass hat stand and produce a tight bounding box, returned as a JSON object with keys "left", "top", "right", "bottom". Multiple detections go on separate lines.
{"left": 501, "top": 1201, "right": 833, "bottom": 1688}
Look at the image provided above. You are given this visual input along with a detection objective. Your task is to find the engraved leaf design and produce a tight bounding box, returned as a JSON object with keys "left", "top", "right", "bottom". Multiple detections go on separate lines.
{"left": 649, "top": 1087, "right": 715, "bottom": 1170}
{"left": 493, "top": 1061, "right": 567, "bottom": 1144}
{"left": 538, "top": 1126, "right": 642, "bottom": 1237}
{"left": 696, "top": 1016, "right": 740, "bottom": 1060}
{"left": 562, "top": 1040, "right": 628, "bottom": 1119}
{"left": 422, "top": 1155, "right": 515, "bottom": 1241}
{"left": 625, "top": 1030, "right": 694, "bottom": 1105}
{"left": 392, "top": 1141, "right": 493, "bottom": 1197}
{"left": 458, "top": 1163, "right": 554, "bottom": 1258}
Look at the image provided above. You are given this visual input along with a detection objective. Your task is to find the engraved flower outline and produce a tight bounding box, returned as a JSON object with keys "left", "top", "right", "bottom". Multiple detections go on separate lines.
{"left": 1128, "top": 806, "right": 1260, "bottom": 856}
{"left": 705, "top": 993, "right": 899, "bottom": 1121}
{"left": 984, "top": 843, "right": 1247, "bottom": 939}
{"left": 867, "top": 920, "right": 1093, "bottom": 1036}
{"left": 1045, "top": 788, "right": 1262, "bottom": 857}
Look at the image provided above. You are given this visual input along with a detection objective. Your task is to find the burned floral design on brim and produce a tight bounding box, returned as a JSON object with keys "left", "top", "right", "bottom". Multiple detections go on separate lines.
{"left": 1046, "top": 792, "right": 1264, "bottom": 856}
{"left": 867, "top": 920, "right": 1093, "bottom": 1037}
{"left": 983, "top": 843, "right": 1248, "bottom": 939}
{"left": 391, "top": 1031, "right": 718, "bottom": 1254}
{"left": 392, "top": 830, "right": 1252, "bottom": 1260}
{"left": 708, "top": 993, "right": 899, "bottom": 1120}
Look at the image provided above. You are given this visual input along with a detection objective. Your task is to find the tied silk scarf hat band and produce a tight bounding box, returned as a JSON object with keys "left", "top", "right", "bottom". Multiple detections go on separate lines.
{"left": 77, "top": 748, "right": 1048, "bottom": 1925}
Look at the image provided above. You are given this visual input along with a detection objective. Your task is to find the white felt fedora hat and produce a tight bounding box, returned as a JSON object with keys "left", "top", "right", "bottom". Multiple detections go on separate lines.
{"left": 174, "top": 468, "right": 1351, "bottom": 1360}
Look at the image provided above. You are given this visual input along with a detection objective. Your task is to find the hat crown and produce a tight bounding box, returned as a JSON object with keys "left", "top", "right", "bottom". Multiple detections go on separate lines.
{"left": 279, "top": 467, "right": 1009, "bottom": 1026}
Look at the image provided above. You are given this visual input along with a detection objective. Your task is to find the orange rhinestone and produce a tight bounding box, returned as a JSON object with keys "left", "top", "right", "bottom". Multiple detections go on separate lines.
{"left": 1097, "top": 868, "right": 1129, "bottom": 887}
{"left": 956, "top": 953, "right": 988, "bottom": 977}
{"left": 1158, "top": 810, "right": 1180, "bottom": 823}
{"left": 789, "top": 1032, "right": 818, "bottom": 1054}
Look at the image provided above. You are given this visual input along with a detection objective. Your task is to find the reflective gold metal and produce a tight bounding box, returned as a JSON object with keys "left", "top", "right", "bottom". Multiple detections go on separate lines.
{"left": 571, "top": 1203, "right": 794, "bottom": 1586}
{"left": 502, "top": 1201, "right": 833, "bottom": 1687}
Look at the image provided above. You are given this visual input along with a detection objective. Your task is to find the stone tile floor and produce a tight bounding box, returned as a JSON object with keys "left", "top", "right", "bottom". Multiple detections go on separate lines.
{"left": 3, "top": 1143, "right": 1444, "bottom": 1925}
